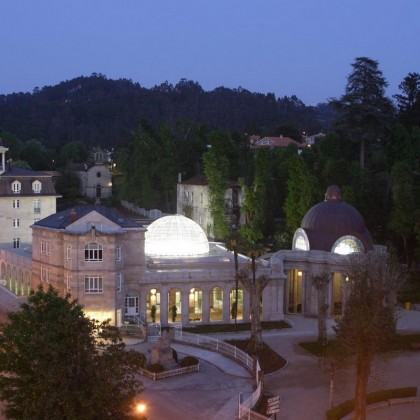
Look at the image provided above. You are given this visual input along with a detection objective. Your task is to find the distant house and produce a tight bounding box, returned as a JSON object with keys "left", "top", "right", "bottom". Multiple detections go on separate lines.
{"left": 176, "top": 174, "right": 243, "bottom": 239}
{"left": 73, "top": 146, "right": 112, "bottom": 200}
{"left": 302, "top": 132, "right": 326, "bottom": 146}
{"left": 249, "top": 135, "right": 302, "bottom": 150}
{"left": 0, "top": 142, "right": 59, "bottom": 248}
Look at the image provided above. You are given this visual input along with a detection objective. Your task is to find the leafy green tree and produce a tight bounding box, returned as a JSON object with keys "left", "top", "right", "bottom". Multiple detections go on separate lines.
{"left": 334, "top": 252, "right": 404, "bottom": 420}
{"left": 59, "top": 140, "right": 88, "bottom": 166}
{"left": 202, "top": 131, "right": 232, "bottom": 240}
{"left": 389, "top": 161, "right": 418, "bottom": 263}
{"left": 284, "top": 156, "right": 320, "bottom": 234}
{"left": 394, "top": 72, "right": 420, "bottom": 127}
{"left": 0, "top": 286, "right": 145, "bottom": 419}
{"left": 0, "top": 129, "right": 22, "bottom": 160}
{"left": 332, "top": 57, "right": 394, "bottom": 168}
{"left": 20, "top": 139, "right": 53, "bottom": 170}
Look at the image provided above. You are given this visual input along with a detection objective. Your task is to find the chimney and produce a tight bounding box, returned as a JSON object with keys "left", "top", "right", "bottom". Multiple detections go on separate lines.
{"left": 69, "top": 209, "right": 77, "bottom": 223}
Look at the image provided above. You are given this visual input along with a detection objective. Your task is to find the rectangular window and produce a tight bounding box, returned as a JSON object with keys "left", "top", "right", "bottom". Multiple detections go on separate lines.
{"left": 12, "top": 182, "right": 21, "bottom": 194}
{"left": 34, "top": 199, "right": 41, "bottom": 214}
{"left": 84, "top": 276, "right": 103, "bottom": 294}
{"left": 116, "top": 246, "right": 121, "bottom": 261}
{"left": 66, "top": 274, "right": 72, "bottom": 292}
{"left": 66, "top": 245, "right": 71, "bottom": 261}
{"left": 41, "top": 240, "right": 45, "bottom": 254}
{"left": 12, "top": 199, "right": 20, "bottom": 209}
{"left": 85, "top": 243, "right": 103, "bottom": 262}
{"left": 13, "top": 238, "right": 20, "bottom": 249}
{"left": 41, "top": 265, "right": 45, "bottom": 282}
{"left": 12, "top": 218, "right": 20, "bottom": 228}
{"left": 116, "top": 273, "right": 122, "bottom": 292}
{"left": 46, "top": 242, "right": 50, "bottom": 256}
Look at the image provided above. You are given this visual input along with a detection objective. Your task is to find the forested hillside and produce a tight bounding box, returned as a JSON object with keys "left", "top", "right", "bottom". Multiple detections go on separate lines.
{"left": 0, "top": 73, "right": 334, "bottom": 148}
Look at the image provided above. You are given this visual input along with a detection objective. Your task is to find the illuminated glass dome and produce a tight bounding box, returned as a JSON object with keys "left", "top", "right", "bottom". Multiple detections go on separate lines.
{"left": 145, "top": 215, "right": 210, "bottom": 257}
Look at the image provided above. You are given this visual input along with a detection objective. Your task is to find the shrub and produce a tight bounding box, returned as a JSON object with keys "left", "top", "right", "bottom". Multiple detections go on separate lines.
{"left": 326, "top": 387, "right": 417, "bottom": 420}
{"left": 180, "top": 356, "right": 199, "bottom": 367}
{"left": 146, "top": 363, "right": 164, "bottom": 373}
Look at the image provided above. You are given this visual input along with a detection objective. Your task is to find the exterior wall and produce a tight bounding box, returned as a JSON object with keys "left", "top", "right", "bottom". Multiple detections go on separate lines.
{"left": 0, "top": 247, "right": 32, "bottom": 296}
{"left": 177, "top": 182, "right": 243, "bottom": 238}
{"left": 77, "top": 164, "right": 112, "bottom": 199}
{"left": 177, "top": 183, "right": 212, "bottom": 235}
{"left": 0, "top": 195, "right": 56, "bottom": 245}
{"left": 31, "top": 218, "right": 146, "bottom": 326}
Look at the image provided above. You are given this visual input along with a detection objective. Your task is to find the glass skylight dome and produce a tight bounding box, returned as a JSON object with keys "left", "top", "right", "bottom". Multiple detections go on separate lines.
{"left": 145, "top": 214, "right": 210, "bottom": 257}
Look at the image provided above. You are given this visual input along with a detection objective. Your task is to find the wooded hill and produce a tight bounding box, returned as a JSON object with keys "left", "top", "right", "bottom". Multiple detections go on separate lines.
{"left": 0, "top": 73, "right": 334, "bottom": 148}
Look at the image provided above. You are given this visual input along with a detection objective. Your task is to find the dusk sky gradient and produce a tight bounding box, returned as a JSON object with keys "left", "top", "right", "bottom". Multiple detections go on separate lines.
{"left": 1, "top": 1, "right": 420, "bottom": 105}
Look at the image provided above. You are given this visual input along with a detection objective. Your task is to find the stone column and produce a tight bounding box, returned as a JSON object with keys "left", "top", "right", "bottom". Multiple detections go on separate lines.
{"left": 160, "top": 286, "right": 169, "bottom": 327}
{"left": 181, "top": 287, "right": 190, "bottom": 325}
{"left": 202, "top": 286, "right": 210, "bottom": 323}
{"left": 223, "top": 285, "right": 231, "bottom": 323}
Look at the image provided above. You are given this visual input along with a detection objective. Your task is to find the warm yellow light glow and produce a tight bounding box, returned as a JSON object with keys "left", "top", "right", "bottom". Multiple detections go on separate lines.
{"left": 150, "top": 288, "right": 156, "bottom": 295}
{"left": 136, "top": 402, "right": 146, "bottom": 413}
{"left": 297, "top": 271, "right": 302, "bottom": 277}
{"left": 84, "top": 310, "right": 114, "bottom": 323}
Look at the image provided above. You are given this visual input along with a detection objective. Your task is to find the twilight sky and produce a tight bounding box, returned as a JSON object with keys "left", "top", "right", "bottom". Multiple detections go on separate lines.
{"left": 1, "top": 0, "right": 419, "bottom": 105}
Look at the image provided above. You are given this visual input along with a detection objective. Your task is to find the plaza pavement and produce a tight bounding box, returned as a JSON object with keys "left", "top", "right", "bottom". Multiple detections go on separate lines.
{"left": 2, "top": 285, "right": 420, "bottom": 419}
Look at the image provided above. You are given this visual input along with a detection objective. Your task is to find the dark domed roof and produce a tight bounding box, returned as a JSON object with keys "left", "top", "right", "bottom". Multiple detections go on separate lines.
{"left": 299, "top": 185, "right": 373, "bottom": 252}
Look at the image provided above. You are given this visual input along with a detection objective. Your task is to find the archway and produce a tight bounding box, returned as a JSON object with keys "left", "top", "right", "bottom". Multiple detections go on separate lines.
{"left": 147, "top": 288, "right": 161, "bottom": 323}
{"left": 229, "top": 288, "right": 244, "bottom": 321}
{"left": 210, "top": 287, "right": 223, "bottom": 321}
{"left": 188, "top": 287, "right": 202, "bottom": 322}
{"left": 168, "top": 288, "right": 181, "bottom": 323}
{"left": 288, "top": 269, "right": 302, "bottom": 313}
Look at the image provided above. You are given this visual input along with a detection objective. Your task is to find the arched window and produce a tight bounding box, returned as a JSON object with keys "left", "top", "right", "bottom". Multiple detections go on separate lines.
{"left": 292, "top": 228, "right": 309, "bottom": 251}
{"left": 32, "top": 180, "right": 42, "bottom": 193}
{"left": 84, "top": 243, "right": 103, "bottom": 261}
{"left": 332, "top": 236, "right": 364, "bottom": 255}
{"left": 11, "top": 180, "right": 21, "bottom": 194}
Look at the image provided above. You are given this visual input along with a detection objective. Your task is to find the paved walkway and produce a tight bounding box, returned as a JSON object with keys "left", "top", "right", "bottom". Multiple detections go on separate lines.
{"left": 2, "top": 285, "right": 420, "bottom": 419}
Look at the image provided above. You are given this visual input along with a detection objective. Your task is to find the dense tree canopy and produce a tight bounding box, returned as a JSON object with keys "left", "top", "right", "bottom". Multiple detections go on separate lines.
{"left": 0, "top": 286, "right": 145, "bottom": 419}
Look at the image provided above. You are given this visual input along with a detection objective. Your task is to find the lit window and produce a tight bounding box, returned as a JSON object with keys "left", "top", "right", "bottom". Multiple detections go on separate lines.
{"left": 41, "top": 241, "right": 45, "bottom": 254}
{"left": 84, "top": 276, "right": 103, "bottom": 293}
{"left": 12, "top": 199, "right": 20, "bottom": 209}
{"left": 13, "top": 238, "right": 20, "bottom": 249}
{"left": 32, "top": 180, "right": 42, "bottom": 194}
{"left": 34, "top": 199, "right": 41, "bottom": 214}
{"left": 11, "top": 181, "right": 21, "bottom": 194}
{"left": 295, "top": 235, "right": 308, "bottom": 250}
{"left": 293, "top": 229, "right": 309, "bottom": 251}
{"left": 332, "top": 236, "right": 364, "bottom": 255}
{"left": 12, "top": 218, "right": 20, "bottom": 228}
{"left": 116, "top": 245, "right": 121, "bottom": 261}
{"left": 84, "top": 243, "right": 103, "bottom": 262}
{"left": 116, "top": 273, "right": 122, "bottom": 292}
{"left": 67, "top": 245, "right": 71, "bottom": 261}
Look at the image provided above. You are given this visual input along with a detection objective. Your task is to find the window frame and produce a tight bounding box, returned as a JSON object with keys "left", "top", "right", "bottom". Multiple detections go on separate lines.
{"left": 84, "top": 276, "right": 103, "bottom": 294}
{"left": 12, "top": 218, "right": 20, "bottom": 228}
{"left": 84, "top": 243, "right": 103, "bottom": 262}
{"left": 32, "top": 180, "right": 42, "bottom": 194}
{"left": 116, "top": 273, "right": 122, "bottom": 292}
{"left": 11, "top": 181, "right": 21, "bottom": 194}
{"left": 116, "top": 245, "right": 121, "bottom": 261}
{"left": 12, "top": 199, "right": 20, "bottom": 209}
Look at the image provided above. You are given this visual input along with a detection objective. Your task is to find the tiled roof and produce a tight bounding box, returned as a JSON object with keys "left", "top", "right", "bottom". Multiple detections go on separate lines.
{"left": 0, "top": 167, "right": 58, "bottom": 196}
{"left": 33, "top": 205, "right": 144, "bottom": 230}
{"left": 250, "top": 136, "right": 302, "bottom": 149}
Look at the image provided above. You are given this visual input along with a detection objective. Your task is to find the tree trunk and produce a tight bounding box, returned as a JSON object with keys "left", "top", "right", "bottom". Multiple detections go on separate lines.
{"left": 354, "top": 353, "right": 371, "bottom": 420}
{"left": 317, "top": 286, "right": 328, "bottom": 346}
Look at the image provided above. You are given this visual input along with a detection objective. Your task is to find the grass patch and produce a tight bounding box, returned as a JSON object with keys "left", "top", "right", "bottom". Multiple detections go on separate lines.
{"left": 299, "top": 333, "right": 420, "bottom": 357}
{"left": 225, "top": 339, "right": 287, "bottom": 374}
{"left": 183, "top": 320, "right": 290, "bottom": 334}
{"left": 326, "top": 387, "right": 417, "bottom": 420}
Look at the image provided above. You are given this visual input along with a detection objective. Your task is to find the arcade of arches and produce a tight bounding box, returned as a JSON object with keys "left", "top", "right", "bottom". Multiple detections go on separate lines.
{"left": 126, "top": 286, "right": 246, "bottom": 325}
